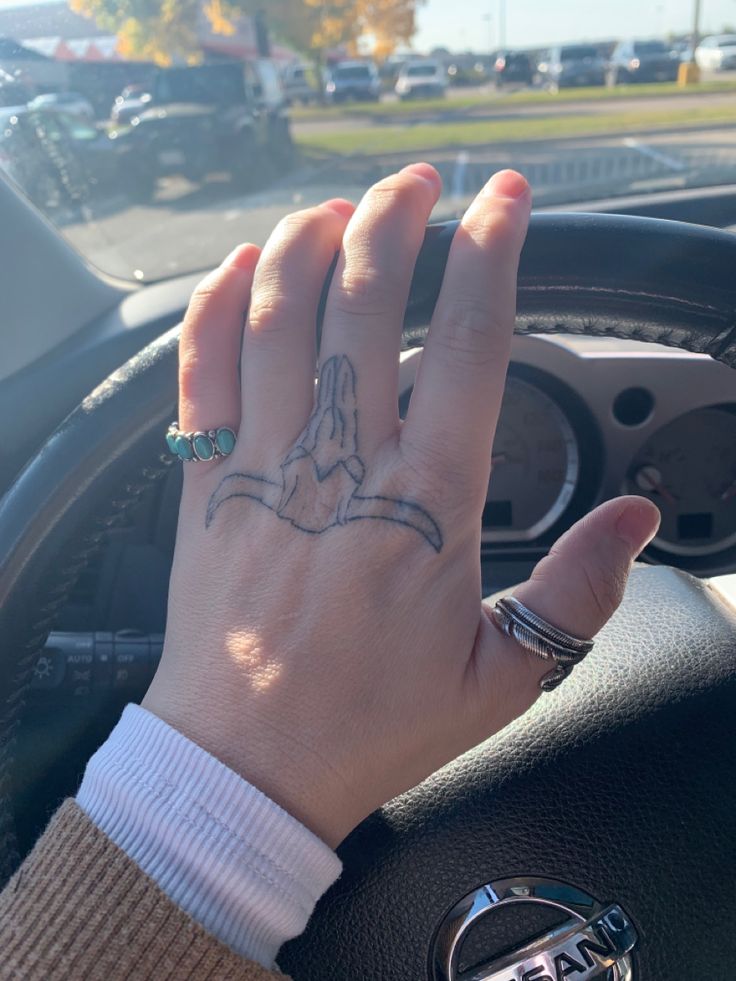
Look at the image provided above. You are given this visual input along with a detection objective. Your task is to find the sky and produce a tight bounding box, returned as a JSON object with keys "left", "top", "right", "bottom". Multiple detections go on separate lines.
{"left": 413, "top": 0, "right": 736, "bottom": 51}
{"left": 1, "top": 0, "right": 736, "bottom": 52}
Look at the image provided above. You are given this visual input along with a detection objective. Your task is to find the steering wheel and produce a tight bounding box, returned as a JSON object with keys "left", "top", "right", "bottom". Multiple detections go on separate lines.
{"left": 1, "top": 214, "right": 735, "bottom": 979}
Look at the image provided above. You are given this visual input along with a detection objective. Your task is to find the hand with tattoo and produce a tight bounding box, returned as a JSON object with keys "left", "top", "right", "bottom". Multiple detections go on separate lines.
{"left": 143, "top": 165, "right": 660, "bottom": 847}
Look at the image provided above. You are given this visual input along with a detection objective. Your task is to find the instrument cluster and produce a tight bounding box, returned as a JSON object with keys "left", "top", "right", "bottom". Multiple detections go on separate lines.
{"left": 400, "top": 335, "right": 736, "bottom": 579}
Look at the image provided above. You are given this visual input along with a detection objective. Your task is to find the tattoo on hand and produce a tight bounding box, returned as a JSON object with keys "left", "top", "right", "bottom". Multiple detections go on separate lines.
{"left": 205, "top": 355, "right": 443, "bottom": 552}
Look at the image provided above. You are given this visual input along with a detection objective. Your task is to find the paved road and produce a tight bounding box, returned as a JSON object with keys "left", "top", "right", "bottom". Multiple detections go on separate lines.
{"left": 61, "top": 122, "right": 736, "bottom": 282}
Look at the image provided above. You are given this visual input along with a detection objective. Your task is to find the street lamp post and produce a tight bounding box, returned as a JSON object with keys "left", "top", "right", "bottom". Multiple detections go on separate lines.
{"left": 497, "top": 0, "right": 506, "bottom": 51}
{"left": 678, "top": 0, "right": 701, "bottom": 83}
{"left": 690, "top": 0, "right": 702, "bottom": 58}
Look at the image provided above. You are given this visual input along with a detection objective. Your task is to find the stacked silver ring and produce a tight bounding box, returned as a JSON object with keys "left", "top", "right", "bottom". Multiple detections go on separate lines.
{"left": 492, "top": 595, "right": 594, "bottom": 691}
{"left": 165, "top": 422, "right": 237, "bottom": 462}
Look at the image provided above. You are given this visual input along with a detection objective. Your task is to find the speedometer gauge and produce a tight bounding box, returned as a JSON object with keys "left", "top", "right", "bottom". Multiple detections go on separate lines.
{"left": 483, "top": 377, "right": 580, "bottom": 543}
{"left": 624, "top": 406, "right": 736, "bottom": 557}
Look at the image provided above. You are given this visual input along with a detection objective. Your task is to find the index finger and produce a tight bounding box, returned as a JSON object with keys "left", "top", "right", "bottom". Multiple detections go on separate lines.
{"left": 401, "top": 170, "right": 531, "bottom": 490}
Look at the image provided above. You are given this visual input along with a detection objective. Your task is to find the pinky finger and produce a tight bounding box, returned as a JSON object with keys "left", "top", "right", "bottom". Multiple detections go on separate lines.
{"left": 177, "top": 244, "right": 260, "bottom": 471}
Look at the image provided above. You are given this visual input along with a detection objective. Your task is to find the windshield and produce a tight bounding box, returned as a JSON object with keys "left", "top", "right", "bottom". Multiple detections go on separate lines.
{"left": 333, "top": 65, "right": 372, "bottom": 80}
{"left": 633, "top": 41, "right": 669, "bottom": 54}
{"left": 0, "top": 1, "right": 734, "bottom": 283}
{"left": 560, "top": 45, "right": 599, "bottom": 60}
{"left": 154, "top": 66, "right": 247, "bottom": 105}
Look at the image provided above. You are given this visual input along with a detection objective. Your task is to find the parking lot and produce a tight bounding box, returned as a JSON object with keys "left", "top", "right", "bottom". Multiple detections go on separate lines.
{"left": 60, "top": 126, "right": 736, "bottom": 281}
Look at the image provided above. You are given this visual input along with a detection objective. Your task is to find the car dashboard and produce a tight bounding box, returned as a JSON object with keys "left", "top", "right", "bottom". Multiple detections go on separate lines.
{"left": 29, "top": 332, "right": 736, "bottom": 698}
{"left": 405, "top": 335, "right": 736, "bottom": 590}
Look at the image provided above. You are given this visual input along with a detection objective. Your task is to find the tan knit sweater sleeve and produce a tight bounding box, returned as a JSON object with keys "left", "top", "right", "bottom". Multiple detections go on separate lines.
{"left": 0, "top": 800, "right": 289, "bottom": 980}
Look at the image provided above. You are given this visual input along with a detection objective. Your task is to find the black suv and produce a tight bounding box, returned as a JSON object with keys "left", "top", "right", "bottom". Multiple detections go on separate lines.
{"left": 118, "top": 62, "right": 292, "bottom": 191}
{"left": 493, "top": 51, "right": 533, "bottom": 87}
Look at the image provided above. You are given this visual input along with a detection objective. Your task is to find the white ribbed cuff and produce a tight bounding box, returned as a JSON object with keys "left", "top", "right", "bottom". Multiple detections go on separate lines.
{"left": 76, "top": 703, "right": 342, "bottom": 968}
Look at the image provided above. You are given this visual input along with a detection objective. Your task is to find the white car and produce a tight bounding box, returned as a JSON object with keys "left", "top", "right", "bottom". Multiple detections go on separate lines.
{"left": 28, "top": 92, "right": 96, "bottom": 120}
{"left": 695, "top": 35, "right": 736, "bottom": 71}
{"left": 395, "top": 61, "right": 447, "bottom": 100}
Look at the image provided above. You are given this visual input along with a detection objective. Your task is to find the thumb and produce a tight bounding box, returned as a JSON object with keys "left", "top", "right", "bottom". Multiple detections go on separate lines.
{"left": 469, "top": 496, "right": 661, "bottom": 723}
{"left": 511, "top": 495, "right": 661, "bottom": 645}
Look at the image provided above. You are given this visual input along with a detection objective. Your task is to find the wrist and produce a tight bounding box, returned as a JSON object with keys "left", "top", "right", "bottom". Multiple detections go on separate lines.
{"left": 142, "top": 675, "right": 364, "bottom": 848}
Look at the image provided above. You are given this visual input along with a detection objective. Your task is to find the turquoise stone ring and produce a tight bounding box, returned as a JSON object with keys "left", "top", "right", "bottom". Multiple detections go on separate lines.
{"left": 165, "top": 422, "right": 236, "bottom": 463}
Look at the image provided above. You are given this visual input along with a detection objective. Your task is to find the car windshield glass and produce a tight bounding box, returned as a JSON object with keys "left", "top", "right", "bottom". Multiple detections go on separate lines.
{"left": 0, "top": 1, "right": 734, "bottom": 284}
{"left": 560, "top": 46, "right": 599, "bottom": 60}
{"left": 155, "top": 66, "right": 245, "bottom": 104}
{"left": 333, "top": 65, "right": 371, "bottom": 80}
{"left": 633, "top": 41, "right": 668, "bottom": 54}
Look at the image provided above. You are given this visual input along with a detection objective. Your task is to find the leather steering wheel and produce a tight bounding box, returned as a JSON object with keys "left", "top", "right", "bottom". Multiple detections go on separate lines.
{"left": 1, "top": 214, "right": 735, "bottom": 979}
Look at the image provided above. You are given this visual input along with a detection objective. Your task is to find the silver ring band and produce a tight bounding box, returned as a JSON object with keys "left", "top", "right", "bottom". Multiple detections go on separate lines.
{"left": 165, "top": 422, "right": 237, "bottom": 462}
{"left": 492, "top": 595, "right": 594, "bottom": 692}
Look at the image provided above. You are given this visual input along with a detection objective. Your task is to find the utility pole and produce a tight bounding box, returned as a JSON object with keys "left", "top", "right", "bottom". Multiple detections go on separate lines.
{"left": 690, "top": 0, "right": 702, "bottom": 59}
{"left": 498, "top": 0, "right": 506, "bottom": 51}
{"left": 679, "top": 0, "right": 701, "bottom": 83}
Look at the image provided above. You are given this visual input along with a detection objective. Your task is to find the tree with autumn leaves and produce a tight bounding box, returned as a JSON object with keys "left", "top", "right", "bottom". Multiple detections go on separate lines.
{"left": 69, "top": 0, "right": 424, "bottom": 65}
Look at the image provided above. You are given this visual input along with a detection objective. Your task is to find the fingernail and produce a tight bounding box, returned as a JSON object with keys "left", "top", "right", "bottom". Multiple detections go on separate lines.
{"left": 400, "top": 161, "right": 442, "bottom": 191}
{"left": 321, "top": 198, "right": 355, "bottom": 218}
{"left": 483, "top": 169, "right": 531, "bottom": 200}
{"left": 221, "top": 243, "right": 259, "bottom": 271}
{"left": 616, "top": 498, "right": 661, "bottom": 550}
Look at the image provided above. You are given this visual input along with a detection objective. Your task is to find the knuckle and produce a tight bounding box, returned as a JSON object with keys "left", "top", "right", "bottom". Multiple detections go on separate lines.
{"left": 434, "top": 298, "right": 505, "bottom": 367}
{"left": 188, "top": 271, "right": 228, "bottom": 317}
{"left": 274, "top": 208, "right": 326, "bottom": 247}
{"left": 354, "top": 175, "right": 428, "bottom": 227}
{"left": 331, "top": 265, "right": 395, "bottom": 321}
{"left": 560, "top": 547, "right": 626, "bottom": 623}
{"left": 247, "top": 294, "right": 293, "bottom": 336}
{"left": 399, "top": 434, "right": 481, "bottom": 507}
{"left": 367, "top": 175, "right": 417, "bottom": 207}
{"left": 578, "top": 558, "right": 626, "bottom": 622}
{"left": 465, "top": 196, "right": 523, "bottom": 243}
{"left": 179, "top": 348, "right": 211, "bottom": 401}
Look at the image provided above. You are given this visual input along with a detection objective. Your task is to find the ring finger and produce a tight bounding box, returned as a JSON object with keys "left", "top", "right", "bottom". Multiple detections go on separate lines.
{"left": 319, "top": 163, "right": 441, "bottom": 455}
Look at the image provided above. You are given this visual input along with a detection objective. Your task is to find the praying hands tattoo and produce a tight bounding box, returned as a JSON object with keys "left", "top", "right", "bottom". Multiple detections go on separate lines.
{"left": 205, "top": 355, "right": 443, "bottom": 552}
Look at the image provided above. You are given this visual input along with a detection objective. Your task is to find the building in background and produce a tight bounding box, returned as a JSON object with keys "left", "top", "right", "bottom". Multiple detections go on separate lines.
{"left": 0, "top": 2, "right": 297, "bottom": 116}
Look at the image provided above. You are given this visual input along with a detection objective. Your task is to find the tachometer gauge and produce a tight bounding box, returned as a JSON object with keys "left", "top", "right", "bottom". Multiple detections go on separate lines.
{"left": 625, "top": 406, "right": 736, "bottom": 557}
{"left": 483, "top": 377, "right": 580, "bottom": 543}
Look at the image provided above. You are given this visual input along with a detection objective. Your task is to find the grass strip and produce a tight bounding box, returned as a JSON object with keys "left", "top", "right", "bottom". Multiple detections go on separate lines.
{"left": 290, "top": 80, "right": 736, "bottom": 122}
{"left": 295, "top": 103, "right": 736, "bottom": 155}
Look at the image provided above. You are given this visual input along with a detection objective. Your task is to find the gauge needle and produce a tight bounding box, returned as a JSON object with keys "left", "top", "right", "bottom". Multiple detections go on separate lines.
{"left": 720, "top": 478, "right": 736, "bottom": 501}
{"left": 634, "top": 465, "right": 678, "bottom": 506}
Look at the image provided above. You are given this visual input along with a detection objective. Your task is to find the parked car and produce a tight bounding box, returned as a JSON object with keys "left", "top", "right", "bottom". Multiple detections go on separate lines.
{"left": 28, "top": 92, "right": 96, "bottom": 121}
{"left": 670, "top": 40, "right": 694, "bottom": 62}
{"left": 111, "top": 85, "right": 152, "bottom": 125}
{"left": 607, "top": 40, "right": 680, "bottom": 85}
{"left": 324, "top": 61, "right": 381, "bottom": 103}
{"left": 282, "top": 63, "right": 317, "bottom": 105}
{"left": 536, "top": 45, "right": 607, "bottom": 90}
{"left": 117, "top": 63, "right": 293, "bottom": 190}
{"left": 394, "top": 60, "right": 447, "bottom": 100}
{"left": 0, "top": 68, "right": 32, "bottom": 108}
{"left": 0, "top": 106, "right": 152, "bottom": 211}
{"left": 695, "top": 35, "right": 736, "bottom": 71}
{"left": 493, "top": 51, "right": 534, "bottom": 87}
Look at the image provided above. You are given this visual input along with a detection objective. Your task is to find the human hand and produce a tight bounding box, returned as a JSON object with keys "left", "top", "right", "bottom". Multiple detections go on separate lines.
{"left": 143, "top": 165, "right": 660, "bottom": 848}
